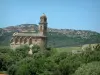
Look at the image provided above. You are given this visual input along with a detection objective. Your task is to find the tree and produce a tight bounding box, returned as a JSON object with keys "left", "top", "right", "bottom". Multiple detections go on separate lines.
{"left": 14, "top": 45, "right": 30, "bottom": 61}
{"left": 31, "top": 45, "right": 40, "bottom": 54}
{"left": 8, "top": 57, "right": 36, "bottom": 75}
{"left": 0, "top": 53, "right": 13, "bottom": 71}
{"left": 53, "top": 52, "right": 71, "bottom": 64}
{"left": 74, "top": 61, "right": 100, "bottom": 75}
{"left": 58, "top": 54, "right": 82, "bottom": 75}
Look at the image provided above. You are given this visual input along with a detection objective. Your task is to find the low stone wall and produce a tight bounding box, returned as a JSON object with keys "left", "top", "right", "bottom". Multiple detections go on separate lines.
{"left": 82, "top": 43, "right": 100, "bottom": 51}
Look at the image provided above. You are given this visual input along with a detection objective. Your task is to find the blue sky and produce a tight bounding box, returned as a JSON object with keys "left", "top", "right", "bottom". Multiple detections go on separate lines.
{"left": 0, "top": 0, "right": 100, "bottom": 32}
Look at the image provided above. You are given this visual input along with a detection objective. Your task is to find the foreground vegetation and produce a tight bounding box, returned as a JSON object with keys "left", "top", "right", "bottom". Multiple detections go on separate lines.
{"left": 0, "top": 44, "right": 100, "bottom": 75}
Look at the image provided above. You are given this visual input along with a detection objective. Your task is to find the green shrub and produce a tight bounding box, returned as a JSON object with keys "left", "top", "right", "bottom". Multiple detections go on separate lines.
{"left": 58, "top": 54, "right": 82, "bottom": 75}
{"left": 53, "top": 52, "right": 71, "bottom": 64}
{"left": 0, "top": 47, "right": 11, "bottom": 53}
{"left": 14, "top": 45, "right": 30, "bottom": 60}
{"left": 0, "top": 52, "right": 14, "bottom": 71}
{"left": 74, "top": 61, "right": 100, "bottom": 75}
{"left": 8, "top": 57, "right": 36, "bottom": 75}
{"left": 79, "top": 48, "right": 100, "bottom": 63}
{"left": 31, "top": 45, "right": 40, "bottom": 54}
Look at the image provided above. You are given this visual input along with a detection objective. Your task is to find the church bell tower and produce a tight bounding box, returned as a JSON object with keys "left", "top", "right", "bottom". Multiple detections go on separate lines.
{"left": 39, "top": 13, "right": 47, "bottom": 36}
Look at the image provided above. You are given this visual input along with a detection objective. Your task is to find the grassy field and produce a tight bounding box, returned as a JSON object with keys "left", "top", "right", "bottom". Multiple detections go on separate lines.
{"left": 56, "top": 46, "right": 82, "bottom": 53}
{"left": 0, "top": 45, "right": 82, "bottom": 53}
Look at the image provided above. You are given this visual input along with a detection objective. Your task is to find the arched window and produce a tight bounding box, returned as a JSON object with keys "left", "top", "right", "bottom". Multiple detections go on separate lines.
{"left": 15, "top": 37, "right": 18, "bottom": 44}
{"left": 20, "top": 37, "right": 23, "bottom": 43}
{"left": 40, "top": 25, "right": 42, "bottom": 32}
{"left": 24, "top": 37, "right": 27, "bottom": 44}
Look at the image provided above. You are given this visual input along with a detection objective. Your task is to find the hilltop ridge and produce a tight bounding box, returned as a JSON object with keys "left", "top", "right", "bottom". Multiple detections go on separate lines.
{"left": 0, "top": 24, "right": 100, "bottom": 47}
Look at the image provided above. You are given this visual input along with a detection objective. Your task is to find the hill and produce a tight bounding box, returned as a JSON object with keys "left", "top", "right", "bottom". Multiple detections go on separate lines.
{"left": 0, "top": 24, "right": 100, "bottom": 47}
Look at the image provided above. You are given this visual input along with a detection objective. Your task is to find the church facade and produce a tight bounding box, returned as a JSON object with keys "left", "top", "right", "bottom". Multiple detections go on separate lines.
{"left": 10, "top": 14, "right": 48, "bottom": 49}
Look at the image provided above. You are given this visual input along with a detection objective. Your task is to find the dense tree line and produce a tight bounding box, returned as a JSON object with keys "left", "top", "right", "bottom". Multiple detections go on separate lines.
{"left": 0, "top": 44, "right": 100, "bottom": 75}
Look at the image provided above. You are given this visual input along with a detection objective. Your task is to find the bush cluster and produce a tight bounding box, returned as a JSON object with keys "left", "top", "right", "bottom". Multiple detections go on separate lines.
{"left": 0, "top": 44, "right": 100, "bottom": 75}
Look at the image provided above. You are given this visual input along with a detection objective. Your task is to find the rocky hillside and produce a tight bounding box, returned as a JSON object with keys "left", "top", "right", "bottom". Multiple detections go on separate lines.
{"left": 3, "top": 24, "right": 99, "bottom": 38}
{"left": 3, "top": 24, "right": 38, "bottom": 32}
{"left": 0, "top": 24, "right": 100, "bottom": 47}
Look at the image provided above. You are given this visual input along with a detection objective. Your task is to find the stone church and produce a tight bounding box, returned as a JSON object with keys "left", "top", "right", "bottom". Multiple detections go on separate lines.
{"left": 10, "top": 13, "right": 48, "bottom": 49}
